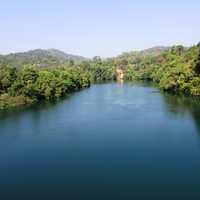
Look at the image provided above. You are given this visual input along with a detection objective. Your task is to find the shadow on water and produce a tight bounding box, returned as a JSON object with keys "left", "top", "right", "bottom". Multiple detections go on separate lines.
{"left": 0, "top": 91, "right": 83, "bottom": 142}
{"left": 127, "top": 80, "right": 200, "bottom": 135}
{"left": 162, "top": 93, "right": 200, "bottom": 135}
{"left": 0, "top": 89, "right": 87, "bottom": 121}
{"left": 0, "top": 102, "right": 58, "bottom": 125}
{"left": 126, "top": 80, "right": 200, "bottom": 136}
{"left": 1, "top": 82, "right": 200, "bottom": 138}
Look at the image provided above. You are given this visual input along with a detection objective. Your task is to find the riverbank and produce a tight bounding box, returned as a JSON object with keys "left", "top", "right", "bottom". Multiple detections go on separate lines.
{"left": 1, "top": 43, "right": 200, "bottom": 110}
{"left": 0, "top": 66, "right": 91, "bottom": 110}
{"left": 0, "top": 94, "right": 34, "bottom": 110}
{"left": 123, "top": 44, "right": 200, "bottom": 96}
{"left": 0, "top": 63, "right": 116, "bottom": 110}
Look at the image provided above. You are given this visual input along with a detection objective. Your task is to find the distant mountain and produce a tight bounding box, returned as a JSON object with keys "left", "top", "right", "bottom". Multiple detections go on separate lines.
{"left": 139, "top": 46, "right": 171, "bottom": 56}
{"left": 0, "top": 46, "right": 173, "bottom": 68}
{"left": 118, "top": 46, "right": 171, "bottom": 58}
{"left": 113, "top": 46, "right": 171, "bottom": 66}
{"left": 0, "top": 49, "right": 87, "bottom": 68}
{"left": 44, "top": 49, "right": 87, "bottom": 62}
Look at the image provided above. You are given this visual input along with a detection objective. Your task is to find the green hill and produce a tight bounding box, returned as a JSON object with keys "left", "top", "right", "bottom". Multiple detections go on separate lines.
{"left": 0, "top": 49, "right": 87, "bottom": 68}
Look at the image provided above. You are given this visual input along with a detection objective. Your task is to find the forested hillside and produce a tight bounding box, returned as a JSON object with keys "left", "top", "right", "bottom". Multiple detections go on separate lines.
{"left": 0, "top": 66, "right": 91, "bottom": 109}
{"left": 0, "top": 43, "right": 200, "bottom": 110}
{"left": 0, "top": 57, "right": 116, "bottom": 109}
{"left": 112, "top": 46, "right": 170, "bottom": 68}
{"left": 123, "top": 43, "right": 200, "bottom": 96}
{"left": 0, "top": 49, "right": 87, "bottom": 68}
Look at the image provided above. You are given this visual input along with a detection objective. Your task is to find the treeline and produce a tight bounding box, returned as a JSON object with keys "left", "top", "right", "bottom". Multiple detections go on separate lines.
{"left": 0, "top": 66, "right": 91, "bottom": 109}
{"left": 0, "top": 59, "right": 116, "bottom": 109}
{"left": 1, "top": 43, "right": 200, "bottom": 109}
{"left": 123, "top": 43, "right": 200, "bottom": 96}
{"left": 79, "top": 56, "right": 116, "bottom": 82}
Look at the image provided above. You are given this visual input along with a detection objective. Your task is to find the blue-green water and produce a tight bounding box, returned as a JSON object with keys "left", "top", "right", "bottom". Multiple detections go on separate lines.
{"left": 1, "top": 83, "right": 200, "bottom": 199}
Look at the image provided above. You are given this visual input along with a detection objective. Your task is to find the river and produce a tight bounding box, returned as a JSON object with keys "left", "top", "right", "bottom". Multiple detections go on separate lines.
{"left": 0, "top": 83, "right": 200, "bottom": 199}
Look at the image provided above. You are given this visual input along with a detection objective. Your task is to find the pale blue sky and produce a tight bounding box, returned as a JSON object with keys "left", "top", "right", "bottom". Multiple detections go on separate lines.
{"left": 0, "top": 0, "right": 200, "bottom": 57}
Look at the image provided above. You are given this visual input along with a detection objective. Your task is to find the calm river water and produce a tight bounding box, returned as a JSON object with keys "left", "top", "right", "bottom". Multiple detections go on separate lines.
{"left": 0, "top": 83, "right": 200, "bottom": 199}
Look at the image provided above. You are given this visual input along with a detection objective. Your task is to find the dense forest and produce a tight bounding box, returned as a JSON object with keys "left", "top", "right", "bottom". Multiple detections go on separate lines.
{"left": 123, "top": 43, "right": 200, "bottom": 96}
{"left": 0, "top": 58, "right": 116, "bottom": 109}
{"left": 0, "top": 43, "right": 200, "bottom": 110}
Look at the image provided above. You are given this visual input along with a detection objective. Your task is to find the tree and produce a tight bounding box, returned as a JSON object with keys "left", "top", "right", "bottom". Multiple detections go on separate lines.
{"left": 171, "top": 45, "right": 184, "bottom": 56}
{"left": 116, "top": 58, "right": 128, "bottom": 69}
{"left": 194, "top": 49, "right": 200, "bottom": 74}
{"left": 68, "top": 59, "right": 74, "bottom": 67}
{"left": 93, "top": 56, "right": 102, "bottom": 65}
{"left": 0, "top": 67, "right": 17, "bottom": 92}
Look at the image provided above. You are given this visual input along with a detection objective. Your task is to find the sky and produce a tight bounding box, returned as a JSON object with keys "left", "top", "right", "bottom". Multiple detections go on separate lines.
{"left": 0, "top": 0, "right": 200, "bottom": 57}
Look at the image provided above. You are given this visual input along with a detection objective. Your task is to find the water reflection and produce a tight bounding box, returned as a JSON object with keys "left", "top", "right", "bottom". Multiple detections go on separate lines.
{"left": 0, "top": 93, "right": 75, "bottom": 142}
{"left": 117, "top": 79, "right": 124, "bottom": 84}
{"left": 162, "top": 93, "right": 200, "bottom": 135}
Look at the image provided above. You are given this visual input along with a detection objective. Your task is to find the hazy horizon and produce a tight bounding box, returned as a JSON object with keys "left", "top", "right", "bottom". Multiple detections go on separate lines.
{"left": 1, "top": 0, "right": 200, "bottom": 57}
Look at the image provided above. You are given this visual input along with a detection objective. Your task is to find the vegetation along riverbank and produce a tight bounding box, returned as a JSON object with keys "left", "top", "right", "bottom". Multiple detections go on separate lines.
{"left": 0, "top": 42, "right": 200, "bottom": 110}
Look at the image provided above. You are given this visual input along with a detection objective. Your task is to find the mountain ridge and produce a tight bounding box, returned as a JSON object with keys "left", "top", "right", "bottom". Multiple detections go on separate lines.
{"left": 0, "top": 46, "right": 181, "bottom": 68}
{"left": 0, "top": 49, "right": 88, "bottom": 68}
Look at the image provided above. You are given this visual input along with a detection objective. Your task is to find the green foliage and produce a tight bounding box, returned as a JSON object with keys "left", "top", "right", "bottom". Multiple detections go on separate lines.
{"left": 194, "top": 48, "right": 200, "bottom": 74}
{"left": 90, "top": 64, "right": 116, "bottom": 82}
{"left": 1, "top": 43, "right": 200, "bottom": 109}
{"left": 0, "top": 67, "right": 17, "bottom": 93}
{"left": 80, "top": 58, "right": 116, "bottom": 82}
{"left": 0, "top": 57, "right": 116, "bottom": 109}
{"left": 0, "top": 94, "right": 34, "bottom": 109}
{"left": 0, "top": 66, "right": 91, "bottom": 109}
{"left": 123, "top": 44, "right": 200, "bottom": 96}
